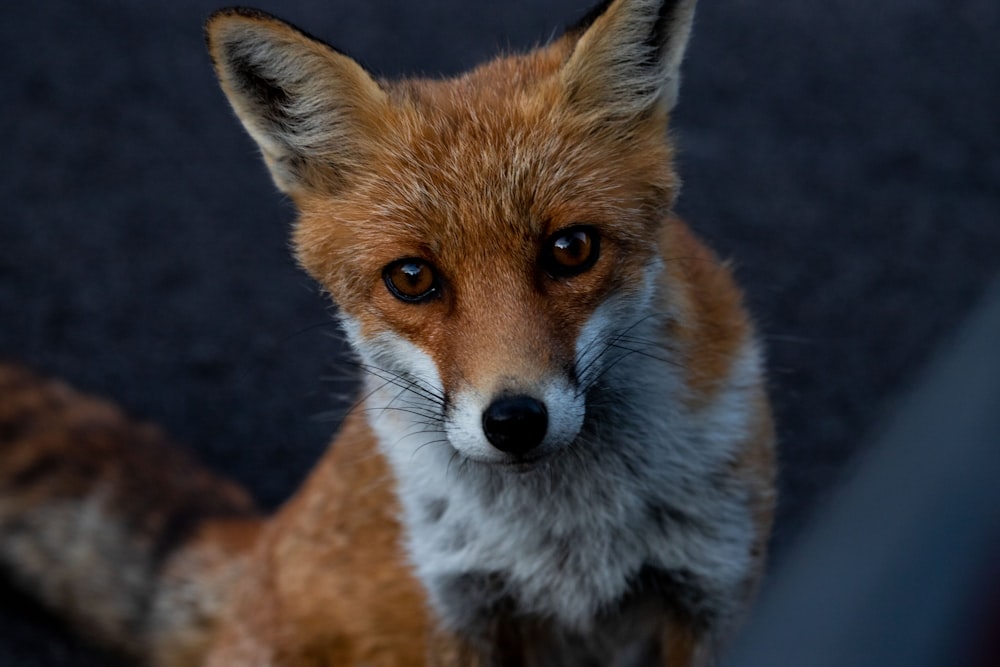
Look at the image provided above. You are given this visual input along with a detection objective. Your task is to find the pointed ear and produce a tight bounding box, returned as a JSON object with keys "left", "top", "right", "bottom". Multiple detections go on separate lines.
{"left": 561, "top": 0, "right": 696, "bottom": 121}
{"left": 205, "top": 8, "right": 388, "bottom": 196}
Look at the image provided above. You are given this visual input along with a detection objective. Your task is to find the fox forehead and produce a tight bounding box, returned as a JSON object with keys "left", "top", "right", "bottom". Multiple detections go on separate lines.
{"left": 294, "top": 60, "right": 677, "bottom": 299}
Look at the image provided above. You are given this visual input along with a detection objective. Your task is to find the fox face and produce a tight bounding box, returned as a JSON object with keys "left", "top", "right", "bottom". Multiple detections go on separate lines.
{"left": 302, "top": 101, "right": 674, "bottom": 466}
{"left": 207, "top": 0, "right": 693, "bottom": 467}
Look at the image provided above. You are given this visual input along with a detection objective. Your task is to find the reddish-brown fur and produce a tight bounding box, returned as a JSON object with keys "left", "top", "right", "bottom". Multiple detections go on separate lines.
{"left": 0, "top": 2, "right": 775, "bottom": 665}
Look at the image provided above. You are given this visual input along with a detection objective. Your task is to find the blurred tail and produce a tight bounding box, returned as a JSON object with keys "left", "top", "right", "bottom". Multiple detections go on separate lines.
{"left": 0, "top": 364, "right": 262, "bottom": 666}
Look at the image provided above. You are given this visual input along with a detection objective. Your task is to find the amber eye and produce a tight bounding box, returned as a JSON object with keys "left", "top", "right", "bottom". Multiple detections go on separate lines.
{"left": 383, "top": 258, "right": 440, "bottom": 303}
{"left": 543, "top": 226, "right": 600, "bottom": 277}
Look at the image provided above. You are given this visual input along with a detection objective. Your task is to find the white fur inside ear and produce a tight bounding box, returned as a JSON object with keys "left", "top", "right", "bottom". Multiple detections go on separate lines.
{"left": 207, "top": 12, "right": 388, "bottom": 194}
{"left": 562, "top": 0, "right": 697, "bottom": 115}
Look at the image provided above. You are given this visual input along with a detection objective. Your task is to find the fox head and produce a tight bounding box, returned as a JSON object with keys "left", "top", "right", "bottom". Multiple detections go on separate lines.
{"left": 206, "top": 0, "right": 699, "bottom": 466}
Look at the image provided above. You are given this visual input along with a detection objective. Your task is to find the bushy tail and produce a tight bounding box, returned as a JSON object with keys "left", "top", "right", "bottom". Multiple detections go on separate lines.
{"left": 0, "top": 364, "right": 262, "bottom": 666}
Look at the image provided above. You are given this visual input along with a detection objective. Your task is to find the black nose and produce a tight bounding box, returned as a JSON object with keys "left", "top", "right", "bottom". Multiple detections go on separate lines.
{"left": 482, "top": 395, "right": 548, "bottom": 455}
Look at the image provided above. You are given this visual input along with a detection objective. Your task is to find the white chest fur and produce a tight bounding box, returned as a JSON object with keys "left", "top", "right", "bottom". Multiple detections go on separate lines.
{"left": 363, "top": 333, "right": 764, "bottom": 638}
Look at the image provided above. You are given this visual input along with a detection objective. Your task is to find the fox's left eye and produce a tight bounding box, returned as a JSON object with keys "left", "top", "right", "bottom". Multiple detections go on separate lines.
{"left": 542, "top": 226, "right": 600, "bottom": 277}
{"left": 383, "top": 259, "right": 440, "bottom": 303}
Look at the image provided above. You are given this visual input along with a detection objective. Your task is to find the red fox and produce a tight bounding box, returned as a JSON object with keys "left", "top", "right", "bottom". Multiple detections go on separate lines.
{"left": 0, "top": 0, "right": 775, "bottom": 664}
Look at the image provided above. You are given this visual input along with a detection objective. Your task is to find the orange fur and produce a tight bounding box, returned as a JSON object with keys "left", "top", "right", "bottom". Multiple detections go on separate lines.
{"left": 0, "top": 2, "right": 775, "bottom": 665}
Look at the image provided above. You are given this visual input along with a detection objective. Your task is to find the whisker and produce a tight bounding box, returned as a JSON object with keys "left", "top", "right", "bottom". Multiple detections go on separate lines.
{"left": 356, "top": 363, "right": 445, "bottom": 408}
{"left": 584, "top": 354, "right": 641, "bottom": 393}
{"left": 336, "top": 374, "right": 402, "bottom": 423}
{"left": 362, "top": 362, "right": 445, "bottom": 404}
{"left": 604, "top": 342, "right": 681, "bottom": 368}
{"left": 359, "top": 404, "right": 443, "bottom": 425}
{"left": 413, "top": 437, "right": 451, "bottom": 459}
{"left": 575, "top": 313, "right": 663, "bottom": 389}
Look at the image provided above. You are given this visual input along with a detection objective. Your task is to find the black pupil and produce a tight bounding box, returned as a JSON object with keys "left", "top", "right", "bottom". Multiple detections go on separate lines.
{"left": 385, "top": 259, "right": 438, "bottom": 302}
{"left": 399, "top": 263, "right": 424, "bottom": 289}
{"left": 556, "top": 231, "right": 588, "bottom": 263}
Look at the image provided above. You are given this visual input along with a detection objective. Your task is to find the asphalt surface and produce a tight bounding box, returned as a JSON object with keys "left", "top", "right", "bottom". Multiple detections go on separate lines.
{"left": 1, "top": 1, "right": 998, "bottom": 664}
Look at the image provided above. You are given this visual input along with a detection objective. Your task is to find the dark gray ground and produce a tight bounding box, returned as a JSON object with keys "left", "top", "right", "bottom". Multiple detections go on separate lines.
{"left": 1, "top": 1, "right": 998, "bottom": 664}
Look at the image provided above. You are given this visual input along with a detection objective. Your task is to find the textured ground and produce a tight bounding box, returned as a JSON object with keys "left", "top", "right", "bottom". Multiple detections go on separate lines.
{"left": 1, "top": 0, "right": 998, "bottom": 664}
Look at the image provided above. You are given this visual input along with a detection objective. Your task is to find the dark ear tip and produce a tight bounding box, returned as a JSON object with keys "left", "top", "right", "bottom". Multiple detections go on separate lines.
{"left": 203, "top": 7, "right": 345, "bottom": 60}
{"left": 204, "top": 7, "right": 287, "bottom": 44}
{"left": 204, "top": 7, "right": 297, "bottom": 63}
{"left": 564, "top": 0, "right": 615, "bottom": 38}
{"left": 206, "top": 6, "right": 281, "bottom": 27}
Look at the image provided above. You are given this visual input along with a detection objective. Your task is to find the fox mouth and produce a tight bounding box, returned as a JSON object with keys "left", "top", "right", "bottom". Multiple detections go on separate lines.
{"left": 454, "top": 437, "right": 573, "bottom": 473}
{"left": 451, "top": 445, "right": 547, "bottom": 468}
{"left": 494, "top": 451, "right": 551, "bottom": 471}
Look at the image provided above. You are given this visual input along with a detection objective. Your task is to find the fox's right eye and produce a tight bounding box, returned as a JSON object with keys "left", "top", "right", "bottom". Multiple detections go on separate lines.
{"left": 542, "top": 225, "right": 600, "bottom": 278}
{"left": 383, "top": 259, "right": 440, "bottom": 303}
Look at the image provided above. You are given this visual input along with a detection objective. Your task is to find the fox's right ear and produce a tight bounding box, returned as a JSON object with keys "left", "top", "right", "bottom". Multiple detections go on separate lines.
{"left": 560, "top": 0, "right": 696, "bottom": 122}
{"left": 205, "top": 8, "right": 388, "bottom": 196}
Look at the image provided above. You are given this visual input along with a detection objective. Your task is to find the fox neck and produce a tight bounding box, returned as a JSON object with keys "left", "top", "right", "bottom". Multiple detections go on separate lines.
{"left": 349, "top": 263, "right": 761, "bottom": 642}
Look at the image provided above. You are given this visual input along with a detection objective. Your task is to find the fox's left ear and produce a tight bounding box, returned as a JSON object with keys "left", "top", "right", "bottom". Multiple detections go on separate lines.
{"left": 561, "top": 0, "right": 696, "bottom": 120}
{"left": 205, "top": 8, "right": 388, "bottom": 197}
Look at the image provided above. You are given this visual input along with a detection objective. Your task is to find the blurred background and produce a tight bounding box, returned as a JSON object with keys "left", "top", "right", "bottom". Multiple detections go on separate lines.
{"left": 1, "top": 1, "right": 998, "bottom": 664}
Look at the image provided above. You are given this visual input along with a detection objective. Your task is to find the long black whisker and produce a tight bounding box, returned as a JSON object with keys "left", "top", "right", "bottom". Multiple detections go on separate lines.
{"left": 335, "top": 373, "right": 403, "bottom": 423}
{"left": 368, "top": 382, "right": 427, "bottom": 424}
{"left": 361, "top": 362, "right": 446, "bottom": 405}
{"left": 413, "top": 437, "right": 451, "bottom": 459}
{"left": 583, "top": 347, "right": 647, "bottom": 393}
{"left": 575, "top": 313, "right": 663, "bottom": 389}
{"left": 604, "top": 342, "right": 682, "bottom": 368}
{"left": 356, "top": 363, "right": 446, "bottom": 408}
{"left": 359, "top": 404, "right": 443, "bottom": 425}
